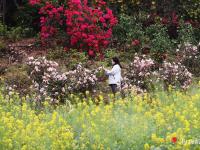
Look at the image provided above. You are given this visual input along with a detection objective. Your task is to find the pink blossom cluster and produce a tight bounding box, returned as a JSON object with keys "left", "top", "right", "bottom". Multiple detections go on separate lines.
{"left": 5, "top": 86, "right": 16, "bottom": 96}
{"left": 161, "top": 12, "right": 179, "bottom": 26}
{"left": 29, "top": 0, "right": 41, "bottom": 5}
{"left": 124, "top": 55, "right": 156, "bottom": 90}
{"left": 43, "top": 71, "right": 67, "bottom": 103}
{"left": 176, "top": 42, "right": 198, "bottom": 62}
{"left": 159, "top": 61, "right": 192, "bottom": 89}
{"left": 64, "top": 64, "right": 98, "bottom": 93}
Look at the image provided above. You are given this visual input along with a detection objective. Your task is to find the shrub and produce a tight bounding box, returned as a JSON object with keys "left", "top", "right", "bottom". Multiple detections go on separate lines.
{"left": 0, "top": 22, "right": 34, "bottom": 40}
{"left": 42, "top": 70, "right": 67, "bottom": 104}
{"left": 0, "top": 40, "right": 6, "bottom": 51}
{"left": 46, "top": 47, "right": 69, "bottom": 60}
{"left": 146, "top": 24, "right": 174, "bottom": 53}
{"left": 180, "top": 0, "right": 200, "bottom": 21}
{"left": 193, "top": 27, "right": 200, "bottom": 43}
{"left": 176, "top": 42, "right": 200, "bottom": 77}
{"left": 113, "top": 14, "right": 144, "bottom": 51}
{"left": 176, "top": 42, "right": 198, "bottom": 62}
{"left": 65, "top": 64, "right": 99, "bottom": 94}
{"left": 124, "top": 55, "right": 156, "bottom": 91}
{"left": 26, "top": 57, "right": 101, "bottom": 103}
{"left": 159, "top": 61, "right": 192, "bottom": 90}
{"left": 29, "top": 0, "right": 118, "bottom": 58}
{"left": 178, "top": 22, "right": 195, "bottom": 44}
{"left": 26, "top": 57, "right": 61, "bottom": 103}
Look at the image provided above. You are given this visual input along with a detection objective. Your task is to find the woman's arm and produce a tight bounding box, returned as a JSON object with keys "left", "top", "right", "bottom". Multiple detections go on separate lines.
{"left": 105, "top": 65, "right": 118, "bottom": 75}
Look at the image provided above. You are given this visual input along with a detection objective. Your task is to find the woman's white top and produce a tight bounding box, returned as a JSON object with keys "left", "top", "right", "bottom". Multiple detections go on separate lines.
{"left": 105, "top": 64, "right": 122, "bottom": 86}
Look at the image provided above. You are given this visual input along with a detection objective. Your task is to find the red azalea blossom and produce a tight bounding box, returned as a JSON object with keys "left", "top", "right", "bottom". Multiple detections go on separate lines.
{"left": 171, "top": 137, "right": 177, "bottom": 143}
{"left": 171, "top": 12, "right": 179, "bottom": 26}
{"left": 132, "top": 39, "right": 140, "bottom": 46}
{"left": 29, "top": 0, "right": 40, "bottom": 5}
{"left": 64, "top": 47, "right": 69, "bottom": 52}
{"left": 88, "top": 50, "right": 95, "bottom": 56}
{"left": 161, "top": 17, "right": 169, "bottom": 24}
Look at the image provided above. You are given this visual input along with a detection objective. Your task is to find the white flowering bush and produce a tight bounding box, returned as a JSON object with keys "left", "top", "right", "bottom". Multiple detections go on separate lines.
{"left": 26, "top": 56, "right": 59, "bottom": 87}
{"left": 25, "top": 54, "right": 194, "bottom": 102}
{"left": 159, "top": 61, "right": 192, "bottom": 89}
{"left": 26, "top": 57, "right": 67, "bottom": 103}
{"left": 43, "top": 72, "right": 67, "bottom": 103}
{"left": 26, "top": 57, "right": 100, "bottom": 103}
{"left": 65, "top": 64, "right": 98, "bottom": 93}
{"left": 124, "top": 55, "right": 156, "bottom": 91}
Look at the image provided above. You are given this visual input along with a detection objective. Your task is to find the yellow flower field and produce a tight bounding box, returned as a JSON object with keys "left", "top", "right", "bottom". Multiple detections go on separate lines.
{"left": 0, "top": 87, "right": 200, "bottom": 150}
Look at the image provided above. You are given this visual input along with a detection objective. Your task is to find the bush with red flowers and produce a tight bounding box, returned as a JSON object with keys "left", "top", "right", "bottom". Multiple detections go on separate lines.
{"left": 29, "top": 0, "right": 118, "bottom": 58}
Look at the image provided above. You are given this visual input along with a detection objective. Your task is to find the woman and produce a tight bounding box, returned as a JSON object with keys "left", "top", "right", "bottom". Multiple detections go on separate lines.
{"left": 104, "top": 57, "right": 122, "bottom": 95}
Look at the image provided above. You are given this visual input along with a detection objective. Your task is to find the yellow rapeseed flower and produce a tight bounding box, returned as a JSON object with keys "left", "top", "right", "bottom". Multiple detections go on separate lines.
{"left": 144, "top": 143, "right": 150, "bottom": 150}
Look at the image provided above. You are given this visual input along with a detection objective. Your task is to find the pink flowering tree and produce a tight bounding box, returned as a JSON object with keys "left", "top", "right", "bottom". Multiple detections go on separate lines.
{"left": 29, "top": 0, "right": 117, "bottom": 58}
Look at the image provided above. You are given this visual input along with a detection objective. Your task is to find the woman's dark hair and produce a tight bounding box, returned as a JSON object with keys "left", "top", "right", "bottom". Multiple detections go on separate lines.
{"left": 112, "top": 57, "right": 122, "bottom": 68}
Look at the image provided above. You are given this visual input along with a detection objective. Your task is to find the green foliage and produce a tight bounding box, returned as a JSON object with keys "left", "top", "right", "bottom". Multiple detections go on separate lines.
{"left": 7, "top": 27, "right": 34, "bottom": 41}
{"left": 113, "top": 14, "right": 144, "bottom": 47}
{"left": 178, "top": 22, "right": 195, "bottom": 44}
{"left": 7, "top": 0, "right": 40, "bottom": 34}
{"left": 193, "top": 27, "right": 200, "bottom": 43}
{"left": 105, "top": 49, "right": 118, "bottom": 59}
{"left": 108, "top": 0, "right": 199, "bottom": 22}
{"left": 47, "top": 48, "right": 88, "bottom": 70}
{"left": 6, "top": 27, "right": 24, "bottom": 41}
{"left": 47, "top": 47, "right": 68, "bottom": 60}
{"left": 0, "top": 23, "right": 7, "bottom": 37}
{"left": 0, "top": 40, "right": 6, "bottom": 50}
{"left": 146, "top": 24, "right": 174, "bottom": 53}
{"left": 0, "top": 22, "right": 35, "bottom": 41}
{"left": 181, "top": 0, "right": 200, "bottom": 21}
{"left": 0, "top": 67, "right": 7, "bottom": 76}
{"left": 3, "top": 65, "right": 31, "bottom": 96}
{"left": 104, "top": 49, "right": 119, "bottom": 66}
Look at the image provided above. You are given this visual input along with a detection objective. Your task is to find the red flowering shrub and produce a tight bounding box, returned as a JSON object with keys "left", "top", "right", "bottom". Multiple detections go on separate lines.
{"left": 29, "top": 0, "right": 117, "bottom": 57}
{"left": 161, "top": 12, "right": 179, "bottom": 27}
{"left": 38, "top": 2, "right": 65, "bottom": 40}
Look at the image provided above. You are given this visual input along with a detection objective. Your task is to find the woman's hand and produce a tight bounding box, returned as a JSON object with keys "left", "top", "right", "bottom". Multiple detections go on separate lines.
{"left": 104, "top": 68, "right": 109, "bottom": 72}
{"left": 102, "top": 66, "right": 107, "bottom": 71}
